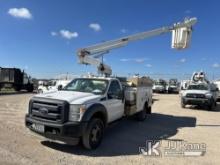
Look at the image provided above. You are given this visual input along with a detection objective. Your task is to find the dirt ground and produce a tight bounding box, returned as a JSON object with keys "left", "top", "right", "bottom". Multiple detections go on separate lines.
{"left": 0, "top": 93, "right": 220, "bottom": 165}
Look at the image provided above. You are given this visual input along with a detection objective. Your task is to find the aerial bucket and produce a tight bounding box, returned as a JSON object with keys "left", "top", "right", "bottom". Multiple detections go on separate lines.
{"left": 171, "top": 27, "right": 192, "bottom": 49}
{"left": 191, "top": 71, "right": 209, "bottom": 83}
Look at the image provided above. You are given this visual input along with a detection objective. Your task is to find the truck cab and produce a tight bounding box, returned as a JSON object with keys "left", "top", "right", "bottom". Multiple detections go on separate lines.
{"left": 214, "top": 80, "right": 220, "bottom": 101}
{"left": 181, "top": 83, "right": 219, "bottom": 110}
{"left": 25, "top": 77, "right": 152, "bottom": 149}
{"left": 166, "top": 79, "right": 179, "bottom": 94}
{"left": 153, "top": 79, "right": 167, "bottom": 93}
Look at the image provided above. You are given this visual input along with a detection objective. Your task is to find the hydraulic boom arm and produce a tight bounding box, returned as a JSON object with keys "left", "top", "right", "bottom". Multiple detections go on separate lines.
{"left": 77, "top": 17, "right": 197, "bottom": 76}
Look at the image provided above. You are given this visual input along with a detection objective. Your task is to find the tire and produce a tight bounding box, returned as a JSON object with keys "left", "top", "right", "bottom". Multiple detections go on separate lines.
{"left": 26, "top": 84, "right": 34, "bottom": 92}
{"left": 58, "top": 85, "right": 63, "bottom": 90}
{"left": 82, "top": 118, "right": 104, "bottom": 150}
{"left": 136, "top": 107, "right": 147, "bottom": 121}
{"left": 146, "top": 106, "right": 152, "bottom": 114}
{"left": 208, "top": 99, "right": 215, "bottom": 111}
{"left": 14, "top": 85, "right": 21, "bottom": 91}
{"left": 27, "top": 87, "right": 33, "bottom": 92}
{"left": 181, "top": 99, "right": 185, "bottom": 108}
{"left": 181, "top": 103, "right": 185, "bottom": 108}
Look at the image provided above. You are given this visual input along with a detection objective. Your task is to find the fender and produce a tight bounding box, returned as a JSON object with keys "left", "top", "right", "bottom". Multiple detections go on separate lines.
{"left": 81, "top": 103, "right": 108, "bottom": 125}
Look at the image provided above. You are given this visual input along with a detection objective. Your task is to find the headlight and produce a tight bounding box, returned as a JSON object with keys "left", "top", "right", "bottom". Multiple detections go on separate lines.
{"left": 181, "top": 92, "right": 186, "bottom": 97}
{"left": 69, "top": 105, "right": 86, "bottom": 121}
{"left": 205, "top": 93, "right": 212, "bottom": 98}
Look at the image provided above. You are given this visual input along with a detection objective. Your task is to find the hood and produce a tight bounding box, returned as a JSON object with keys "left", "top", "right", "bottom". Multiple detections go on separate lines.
{"left": 183, "top": 90, "right": 210, "bottom": 95}
{"left": 34, "top": 90, "right": 102, "bottom": 104}
{"left": 169, "top": 85, "right": 177, "bottom": 88}
{"left": 153, "top": 85, "right": 165, "bottom": 89}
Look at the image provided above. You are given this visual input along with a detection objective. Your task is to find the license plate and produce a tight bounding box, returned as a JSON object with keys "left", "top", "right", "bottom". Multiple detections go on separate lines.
{"left": 32, "top": 123, "right": 45, "bottom": 133}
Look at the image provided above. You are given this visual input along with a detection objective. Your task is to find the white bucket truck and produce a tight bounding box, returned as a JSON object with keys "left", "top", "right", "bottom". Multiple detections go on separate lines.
{"left": 26, "top": 76, "right": 153, "bottom": 149}
{"left": 25, "top": 17, "right": 197, "bottom": 149}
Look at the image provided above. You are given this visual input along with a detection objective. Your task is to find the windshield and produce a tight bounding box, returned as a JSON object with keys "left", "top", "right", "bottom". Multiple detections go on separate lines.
{"left": 170, "top": 83, "right": 176, "bottom": 86}
{"left": 46, "top": 80, "right": 56, "bottom": 86}
{"left": 155, "top": 82, "right": 165, "bottom": 86}
{"left": 187, "top": 84, "right": 208, "bottom": 90}
{"left": 63, "top": 78, "right": 108, "bottom": 95}
{"left": 169, "top": 81, "right": 177, "bottom": 86}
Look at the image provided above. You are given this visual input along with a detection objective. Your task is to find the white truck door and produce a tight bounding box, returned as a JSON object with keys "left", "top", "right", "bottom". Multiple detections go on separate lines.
{"left": 105, "top": 80, "right": 124, "bottom": 122}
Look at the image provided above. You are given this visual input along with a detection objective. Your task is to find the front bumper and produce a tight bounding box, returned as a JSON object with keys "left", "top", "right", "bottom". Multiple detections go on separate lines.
{"left": 25, "top": 115, "right": 87, "bottom": 142}
{"left": 153, "top": 88, "right": 165, "bottom": 93}
{"left": 168, "top": 87, "right": 179, "bottom": 93}
{"left": 182, "top": 97, "right": 211, "bottom": 105}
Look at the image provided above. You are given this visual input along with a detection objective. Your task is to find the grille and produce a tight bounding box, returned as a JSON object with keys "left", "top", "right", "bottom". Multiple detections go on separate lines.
{"left": 30, "top": 98, "right": 69, "bottom": 123}
{"left": 186, "top": 93, "right": 205, "bottom": 99}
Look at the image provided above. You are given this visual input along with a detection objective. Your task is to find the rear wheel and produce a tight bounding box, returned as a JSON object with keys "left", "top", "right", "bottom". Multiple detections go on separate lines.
{"left": 58, "top": 85, "right": 63, "bottom": 90}
{"left": 26, "top": 84, "right": 34, "bottom": 92}
{"left": 136, "top": 103, "right": 150, "bottom": 121}
{"left": 181, "top": 99, "right": 185, "bottom": 108}
{"left": 146, "top": 106, "right": 152, "bottom": 114}
{"left": 208, "top": 99, "right": 215, "bottom": 111}
{"left": 82, "top": 118, "right": 104, "bottom": 150}
{"left": 14, "top": 85, "right": 21, "bottom": 91}
{"left": 136, "top": 110, "right": 146, "bottom": 121}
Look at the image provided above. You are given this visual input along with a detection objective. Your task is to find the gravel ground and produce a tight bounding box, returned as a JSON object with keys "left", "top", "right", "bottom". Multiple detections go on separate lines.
{"left": 0, "top": 93, "right": 220, "bottom": 165}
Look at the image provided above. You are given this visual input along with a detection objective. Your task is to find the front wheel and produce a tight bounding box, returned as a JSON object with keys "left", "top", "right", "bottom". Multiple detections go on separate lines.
{"left": 146, "top": 106, "right": 152, "bottom": 114}
{"left": 82, "top": 118, "right": 104, "bottom": 150}
{"left": 181, "top": 99, "right": 186, "bottom": 108}
{"left": 181, "top": 103, "right": 185, "bottom": 108}
{"left": 208, "top": 99, "right": 215, "bottom": 111}
{"left": 136, "top": 108, "right": 147, "bottom": 121}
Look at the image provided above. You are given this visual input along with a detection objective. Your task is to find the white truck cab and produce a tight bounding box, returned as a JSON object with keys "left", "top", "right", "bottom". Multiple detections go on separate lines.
{"left": 153, "top": 79, "right": 167, "bottom": 93}
{"left": 214, "top": 80, "right": 220, "bottom": 101}
{"left": 25, "top": 77, "right": 153, "bottom": 149}
{"left": 180, "top": 72, "right": 219, "bottom": 110}
{"left": 166, "top": 79, "right": 179, "bottom": 94}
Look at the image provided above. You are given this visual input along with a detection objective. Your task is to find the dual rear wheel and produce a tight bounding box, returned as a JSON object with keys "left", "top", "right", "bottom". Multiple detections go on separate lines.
{"left": 136, "top": 104, "right": 152, "bottom": 121}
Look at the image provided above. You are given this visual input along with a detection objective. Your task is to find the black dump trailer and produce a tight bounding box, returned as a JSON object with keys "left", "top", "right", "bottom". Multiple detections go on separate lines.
{"left": 0, "top": 67, "right": 34, "bottom": 92}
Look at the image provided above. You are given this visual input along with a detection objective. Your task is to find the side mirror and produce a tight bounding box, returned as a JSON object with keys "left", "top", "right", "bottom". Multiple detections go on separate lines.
{"left": 108, "top": 91, "right": 123, "bottom": 100}
{"left": 216, "top": 88, "right": 219, "bottom": 92}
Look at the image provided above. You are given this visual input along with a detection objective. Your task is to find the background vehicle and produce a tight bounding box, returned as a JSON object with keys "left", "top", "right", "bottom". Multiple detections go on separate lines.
{"left": 180, "top": 71, "right": 219, "bottom": 110}
{"left": 214, "top": 80, "right": 220, "bottom": 101}
{"left": 37, "top": 79, "right": 72, "bottom": 93}
{"left": 0, "top": 67, "right": 33, "bottom": 92}
{"left": 166, "top": 79, "right": 179, "bottom": 94}
{"left": 153, "top": 79, "right": 167, "bottom": 93}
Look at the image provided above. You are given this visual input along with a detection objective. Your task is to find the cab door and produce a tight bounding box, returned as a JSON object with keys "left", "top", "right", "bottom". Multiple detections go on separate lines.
{"left": 104, "top": 80, "right": 124, "bottom": 122}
